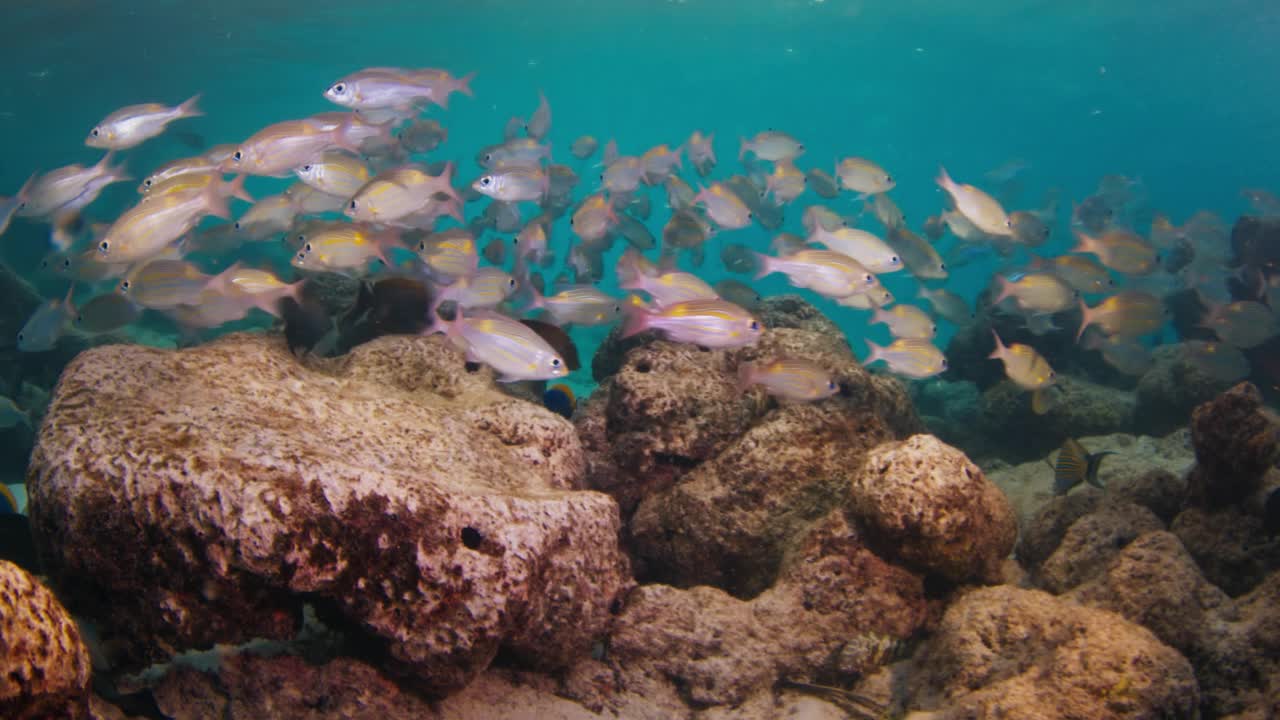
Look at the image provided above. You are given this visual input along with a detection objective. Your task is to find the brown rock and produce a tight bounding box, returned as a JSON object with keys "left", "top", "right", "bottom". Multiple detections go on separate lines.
{"left": 1187, "top": 382, "right": 1279, "bottom": 508}
{"left": 1015, "top": 489, "right": 1104, "bottom": 572}
{"left": 27, "top": 333, "right": 632, "bottom": 692}
{"left": 850, "top": 435, "right": 1017, "bottom": 584}
{"left": 1108, "top": 468, "right": 1187, "bottom": 524}
{"left": 0, "top": 558, "right": 92, "bottom": 720}
{"left": 908, "top": 585, "right": 1200, "bottom": 719}
{"left": 1172, "top": 506, "right": 1280, "bottom": 597}
{"left": 1037, "top": 503, "right": 1164, "bottom": 593}
{"left": 609, "top": 511, "right": 927, "bottom": 707}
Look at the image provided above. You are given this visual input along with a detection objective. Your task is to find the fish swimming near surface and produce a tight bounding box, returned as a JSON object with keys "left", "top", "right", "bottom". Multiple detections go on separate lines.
{"left": 1050, "top": 438, "right": 1115, "bottom": 495}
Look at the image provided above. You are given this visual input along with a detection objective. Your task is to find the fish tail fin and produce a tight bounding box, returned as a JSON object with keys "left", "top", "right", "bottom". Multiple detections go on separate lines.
{"left": 178, "top": 93, "right": 204, "bottom": 119}
{"left": 456, "top": 71, "right": 476, "bottom": 98}
{"left": 15, "top": 171, "right": 37, "bottom": 202}
{"left": 738, "top": 137, "right": 749, "bottom": 163}
{"left": 227, "top": 174, "right": 254, "bottom": 204}
{"left": 935, "top": 165, "right": 955, "bottom": 194}
{"left": 434, "top": 161, "right": 460, "bottom": 203}
{"left": 864, "top": 339, "right": 884, "bottom": 366}
{"left": 204, "top": 260, "right": 243, "bottom": 296}
{"left": 1074, "top": 298, "right": 1093, "bottom": 343}
{"left": 992, "top": 275, "right": 1013, "bottom": 305}
{"left": 1070, "top": 229, "right": 1094, "bottom": 255}
{"left": 619, "top": 296, "right": 653, "bottom": 339}
{"left": 1086, "top": 451, "right": 1115, "bottom": 489}
{"left": 987, "top": 329, "right": 1005, "bottom": 359}
{"left": 751, "top": 252, "right": 775, "bottom": 280}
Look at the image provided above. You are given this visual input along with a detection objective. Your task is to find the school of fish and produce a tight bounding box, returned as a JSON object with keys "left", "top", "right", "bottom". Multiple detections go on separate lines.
{"left": 1, "top": 66, "right": 1277, "bottom": 415}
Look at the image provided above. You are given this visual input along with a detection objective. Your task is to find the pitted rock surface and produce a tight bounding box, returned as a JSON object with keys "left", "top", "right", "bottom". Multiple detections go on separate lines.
{"left": 27, "top": 333, "right": 631, "bottom": 693}
{"left": 0, "top": 558, "right": 92, "bottom": 720}
{"left": 850, "top": 434, "right": 1017, "bottom": 584}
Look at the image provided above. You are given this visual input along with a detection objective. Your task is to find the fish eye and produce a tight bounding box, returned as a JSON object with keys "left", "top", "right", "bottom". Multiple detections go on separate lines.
{"left": 304, "top": 243, "right": 313, "bottom": 252}
{"left": 144, "top": 178, "right": 152, "bottom": 187}
{"left": 828, "top": 380, "right": 837, "bottom": 390}
{"left": 750, "top": 320, "right": 760, "bottom": 331}
{"left": 481, "top": 177, "right": 492, "bottom": 186}
{"left": 120, "top": 280, "right": 131, "bottom": 291}
{"left": 508, "top": 278, "right": 517, "bottom": 287}
{"left": 232, "top": 151, "right": 242, "bottom": 161}
{"left": 91, "top": 128, "right": 100, "bottom": 137}
{"left": 98, "top": 240, "right": 109, "bottom": 253}
{"left": 61, "top": 259, "right": 71, "bottom": 269}
{"left": 332, "top": 83, "right": 347, "bottom": 94}
{"left": 891, "top": 255, "right": 900, "bottom": 264}
{"left": 484, "top": 153, "right": 493, "bottom": 162}
{"left": 864, "top": 274, "right": 874, "bottom": 284}
{"left": 885, "top": 175, "right": 893, "bottom": 183}
{"left": 349, "top": 200, "right": 357, "bottom": 210}
{"left": 302, "top": 165, "right": 312, "bottom": 172}
{"left": 418, "top": 241, "right": 427, "bottom": 251}
{"left": 551, "top": 358, "right": 562, "bottom": 367}
{"left": 940, "top": 263, "right": 948, "bottom": 271}
{"left": 16, "top": 333, "right": 23, "bottom": 343}
{"left": 941, "top": 360, "right": 949, "bottom": 369}
{"left": 234, "top": 221, "right": 242, "bottom": 231}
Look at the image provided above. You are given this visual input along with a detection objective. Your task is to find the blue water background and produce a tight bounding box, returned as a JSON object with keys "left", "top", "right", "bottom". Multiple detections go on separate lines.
{"left": 1, "top": 0, "right": 1278, "bottom": 385}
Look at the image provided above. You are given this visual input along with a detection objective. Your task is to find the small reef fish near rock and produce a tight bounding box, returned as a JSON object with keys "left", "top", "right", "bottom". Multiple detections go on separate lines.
{"left": 1049, "top": 437, "right": 1116, "bottom": 495}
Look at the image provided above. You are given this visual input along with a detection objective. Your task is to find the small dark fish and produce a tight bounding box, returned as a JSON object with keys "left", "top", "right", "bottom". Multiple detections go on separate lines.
{"left": 1053, "top": 438, "right": 1114, "bottom": 495}
{"left": 281, "top": 282, "right": 334, "bottom": 356}
{"left": 367, "top": 277, "right": 433, "bottom": 335}
{"left": 922, "top": 215, "right": 946, "bottom": 242}
{"left": 617, "top": 212, "right": 656, "bottom": 250}
{"left": 714, "top": 279, "right": 762, "bottom": 310}
{"left": 483, "top": 238, "right": 507, "bottom": 265}
{"left": 172, "top": 130, "right": 207, "bottom": 151}
{"left": 628, "top": 192, "right": 652, "bottom": 220}
{"left": 806, "top": 168, "right": 839, "bottom": 198}
{"left": 543, "top": 383, "right": 576, "bottom": 420}
{"left": 721, "top": 243, "right": 757, "bottom": 274}
{"left": 519, "top": 318, "right": 580, "bottom": 371}
{"left": 76, "top": 293, "right": 141, "bottom": 333}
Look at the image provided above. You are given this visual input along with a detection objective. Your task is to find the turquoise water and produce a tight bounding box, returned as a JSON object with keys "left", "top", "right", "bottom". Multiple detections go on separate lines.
{"left": 1, "top": 0, "right": 1278, "bottom": 409}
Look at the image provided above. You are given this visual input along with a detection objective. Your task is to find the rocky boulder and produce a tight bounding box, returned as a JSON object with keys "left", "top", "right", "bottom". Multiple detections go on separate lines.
{"left": 27, "top": 333, "right": 632, "bottom": 693}
{"left": 1186, "top": 381, "right": 1279, "bottom": 508}
{"left": 0, "top": 558, "right": 93, "bottom": 720}
{"left": 850, "top": 434, "right": 1017, "bottom": 584}
{"left": 907, "top": 585, "right": 1199, "bottom": 719}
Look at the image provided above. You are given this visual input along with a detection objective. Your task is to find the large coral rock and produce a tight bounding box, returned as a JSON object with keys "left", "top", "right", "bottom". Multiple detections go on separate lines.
{"left": 0, "top": 558, "right": 93, "bottom": 720}
{"left": 1186, "top": 381, "right": 1279, "bottom": 508}
{"left": 977, "top": 375, "right": 1137, "bottom": 463}
{"left": 1171, "top": 506, "right": 1280, "bottom": 597}
{"left": 1134, "top": 345, "right": 1241, "bottom": 437}
{"left": 1036, "top": 503, "right": 1164, "bottom": 593}
{"left": 609, "top": 511, "right": 927, "bottom": 707}
{"left": 27, "top": 333, "right": 632, "bottom": 693}
{"left": 907, "top": 585, "right": 1200, "bottom": 719}
{"left": 851, "top": 434, "right": 1017, "bottom": 584}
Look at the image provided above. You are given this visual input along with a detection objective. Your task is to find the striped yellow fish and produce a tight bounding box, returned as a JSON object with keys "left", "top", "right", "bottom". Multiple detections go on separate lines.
{"left": 738, "top": 357, "right": 838, "bottom": 402}
{"left": 1052, "top": 438, "right": 1114, "bottom": 495}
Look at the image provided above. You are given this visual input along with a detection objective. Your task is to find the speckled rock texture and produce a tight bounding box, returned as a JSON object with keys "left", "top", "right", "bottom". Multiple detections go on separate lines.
{"left": 1171, "top": 506, "right": 1280, "bottom": 597}
{"left": 1186, "top": 381, "right": 1278, "bottom": 508}
{"left": 850, "top": 434, "right": 1017, "bottom": 584}
{"left": 907, "top": 585, "right": 1200, "bottom": 719}
{"left": 0, "top": 558, "right": 93, "bottom": 720}
{"left": 1134, "top": 344, "right": 1240, "bottom": 437}
{"left": 1036, "top": 503, "right": 1165, "bottom": 593}
{"left": 976, "top": 375, "right": 1137, "bottom": 463}
{"left": 581, "top": 297, "right": 922, "bottom": 596}
{"left": 608, "top": 510, "right": 927, "bottom": 707}
{"left": 26, "top": 333, "right": 632, "bottom": 693}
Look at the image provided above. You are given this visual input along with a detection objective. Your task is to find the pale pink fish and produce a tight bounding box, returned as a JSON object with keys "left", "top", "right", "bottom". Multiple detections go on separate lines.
{"left": 346, "top": 162, "right": 459, "bottom": 223}
{"left": 871, "top": 304, "right": 936, "bottom": 339}
{"left": 396, "top": 196, "right": 465, "bottom": 231}
{"left": 167, "top": 287, "right": 253, "bottom": 330}
{"left": 754, "top": 248, "right": 880, "bottom": 299}
{"left": 477, "top": 138, "right": 552, "bottom": 169}
{"left": 807, "top": 225, "right": 903, "bottom": 274}
{"left": 571, "top": 194, "right": 618, "bottom": 243}
{"left": 695, "top": 183, "right": 752, "bottom": 229}
{"left": 86, "top": 94, "right": 202, "bottom": 150}
{"left": 618, "top": 251, "right": 718, "bottom": 306}
{"left": 864, "top": 338, "right": 947, "bottom": 379}
{"left": 687, "top": 130, "right": 716, "bottom": 175}
{"left": 571, "top": 136, "right": 599, "bottom": 159}
{"left": 20, "top": 153, "right": 131, "bottom": 219}
{"left": 526, "top": 91, "right": 551, "bottom": 140}
{"left": 306, "top": 112, "right": 396, "bottom": 152}
{"left": 737, "top": 357, "right": 838, "bottom": 402}
{"left": 835, "top": 157, "right": 894, "bottom": 196}
{"left": 416, "top": 228, "right": 478, "bottom": 281}
{"left": 641, "top": 144, "right": 683, "bottom": 184}
{"left": 936, "top": 166, "right": 1012, "bottom": 237}
{"left": 98, "top": 175, "right": 250, "bottom": 264}
{"left": 738, "top": 131, "right": 803, "bottom": 163}
{"left": 291, "top": 222, "right": 398, "bottom": 275}
{"left": 203, "top": 263, "right": 304, "bottom": 317}
{"left": 395, "top": 68, "right": 475, "bottom": 109}
{"left": 436, "top": 268, "right": 518, "bottom": 310}
{"left": 473, "top": 165, "right": 549, "bottom": 203}
{"left": 223, "top": 118, "right": 362, "bottom": 178}
{"left": 0, "top": 173, "right": 35, "bottom": 237}
{"left": 666, "top": 175, "right": 696, "bottom": 211}
{"left": 527, "top": 285, "right": 622, "bottom": 326}
{"left": 514, "top": 222, "right": 550, "bottom": 267}
{"left": 602, "top": 156, "right": 644, "bottom": 194}
{"left": 440, "top": 309, "right": 567, "bottom": 383}
{"left": 621, "top": 298, "right": 762, "bottom": 348}
{"left": 802, "top": 206, "right": 847, "bottom": 235}
{"left": 294, "top": 151, "right": 371, "bottom": 199}
{"left": 766, "top": 159, "right": 806, "bottom": 204}
{"left": 324, "top": 67, "right": 474, "bottom": 111}
{"left": 235, "top": 194, "right": 297, "bottom": 239}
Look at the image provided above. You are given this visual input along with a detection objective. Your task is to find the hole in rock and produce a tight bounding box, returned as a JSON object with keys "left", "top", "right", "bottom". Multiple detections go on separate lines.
{"left": 461, "top": 526, "right": 484, "bottom": 549}
{"left": 635, "top": 361, "right": 652, "bottom": 373}
{"left": 464, "top": 362, "right": 482, "bottom": 374}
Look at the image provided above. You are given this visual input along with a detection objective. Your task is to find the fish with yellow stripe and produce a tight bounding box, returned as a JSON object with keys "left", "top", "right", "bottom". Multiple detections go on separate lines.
{"left": 620, "top": 297, "right": 762, "bottom": 348}
{"left": 1050, "top": 438, "right": 1115, "bottom": 495}
{"left": 738, "top": 357, "right": 838, "bottom": 402}
{"left": 440, "top": 309, "right": 569, "bottom": 382}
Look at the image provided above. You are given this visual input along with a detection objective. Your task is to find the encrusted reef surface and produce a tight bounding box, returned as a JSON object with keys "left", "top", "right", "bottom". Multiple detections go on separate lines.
{"left": 27, "top": 332, "right": 633, "bottom": 694}
{"left": 18, "top": 297, "right": 1252, "bottom": 719}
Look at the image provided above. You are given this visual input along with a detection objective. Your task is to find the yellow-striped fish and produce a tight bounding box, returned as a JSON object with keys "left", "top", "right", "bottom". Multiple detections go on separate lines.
{"left": 443, "top": 309, "right": 568, "bottom": 383}
{"left": 989, "top": 330, "right": 1056, "bottom": 391}
{"left": 738, "top": 357, "right": 838, "bottom": 402}
{"left": 620, "top": 298, "right": 762, "bottom": 348}
{"left": 1052, "top": 438, "right": 1114, "bottom": 495}
{"left": 294, "top": 151, "right": 371, "bottom": 199}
